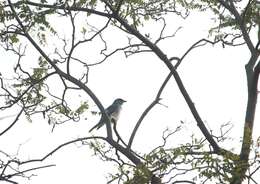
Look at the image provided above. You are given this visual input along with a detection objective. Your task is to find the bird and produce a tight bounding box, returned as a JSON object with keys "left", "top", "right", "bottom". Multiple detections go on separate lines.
{"left": 89, "top": 98, "right": 126, "bottom": 132}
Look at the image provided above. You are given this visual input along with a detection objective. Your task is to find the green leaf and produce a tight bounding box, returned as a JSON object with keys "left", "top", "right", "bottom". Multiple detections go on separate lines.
{"left": 10, "top": 34, "right": 19, "bottom": 43}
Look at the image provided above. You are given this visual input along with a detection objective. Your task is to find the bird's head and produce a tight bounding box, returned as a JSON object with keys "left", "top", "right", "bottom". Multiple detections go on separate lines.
{"left": 114, "top": 98, "right": 126, "bottom": 105}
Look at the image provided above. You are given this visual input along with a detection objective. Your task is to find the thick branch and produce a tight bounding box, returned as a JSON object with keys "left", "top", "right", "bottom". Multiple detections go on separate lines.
{"left": 110, "top": 8, "right": 221, "bottom": 152}
{"left": 217, "top": 0, "right": 255, "bottom": 54}
{"left": 108, "top": 139, "right": 141, "bottom": 165}
{"left": 232, "top": 59, "right": 260, "bottom": 184}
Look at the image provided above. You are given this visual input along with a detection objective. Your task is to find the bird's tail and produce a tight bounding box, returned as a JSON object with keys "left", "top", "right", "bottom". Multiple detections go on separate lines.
{"left": 89, "top": 123, "right": 99, "bottom": 132}
{"left": 89, "top": 119, "right": 105, "bottom": 132}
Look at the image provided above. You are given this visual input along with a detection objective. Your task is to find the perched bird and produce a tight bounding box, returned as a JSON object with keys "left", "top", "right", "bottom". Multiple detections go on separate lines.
{"left": 89, "top": 98, "right": 126, "bottom": 132}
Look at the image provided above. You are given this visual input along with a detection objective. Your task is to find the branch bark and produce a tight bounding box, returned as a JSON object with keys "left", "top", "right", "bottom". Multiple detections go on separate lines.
{"left": 231, "top": 55, "right": 260, "bottom": 184}
{"left": 0, "top": 109, "right": 23, "bottom": 136}
{"left": 128, "top": 72, "right": 171, "bottom": 149}
{"left": 7, "top": 0, "right": 113, "bottom": 139}
{"left": 109, "top": 6, "right": 221, "bottom": 153}
{"left": 217, "top": 0, "right": 255, "bottom": 53}
{"left": 21, "top": 0, "right": 112, "bottom": 18}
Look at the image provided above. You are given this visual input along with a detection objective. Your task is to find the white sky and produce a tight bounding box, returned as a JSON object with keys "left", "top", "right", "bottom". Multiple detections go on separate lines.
{"left": 0, "top": 5, "right": 260, "bottom": 184}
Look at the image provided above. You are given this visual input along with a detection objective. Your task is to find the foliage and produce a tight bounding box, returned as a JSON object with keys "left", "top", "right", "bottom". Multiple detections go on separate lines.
{"left": 0, "top": 0, "right": 260, "bottom": 184}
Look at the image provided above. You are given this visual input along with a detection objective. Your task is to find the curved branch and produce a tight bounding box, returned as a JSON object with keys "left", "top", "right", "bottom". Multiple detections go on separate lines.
{"left": 217, "top": 0, "right": 255, "bottom": 54}
{"left": 110, "top": 7, "right": 221, "bottom": 152}
{"left": 128, "top": 72, "right": 171, "bottom": 149}
{"left": 7, "top": 0, "right": 113, "bottom": 139}
{"left": 0, "top": 72, "right": 56, "bottom": 110}
{"left": 19, "top": 136, "right": 106, "bottom": 165}
{"left": 4, "top": 164, "right": 56, "bottom": 179}
{"left": 175, "top": 38, "right": 220, "bottom": 68}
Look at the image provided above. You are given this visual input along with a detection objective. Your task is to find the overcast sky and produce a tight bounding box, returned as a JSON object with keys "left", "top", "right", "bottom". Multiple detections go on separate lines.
{"left": 0, "top": 7, "right": 260, "bottom": 184}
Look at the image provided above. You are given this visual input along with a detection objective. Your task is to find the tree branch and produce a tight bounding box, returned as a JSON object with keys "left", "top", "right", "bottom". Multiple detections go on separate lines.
{"left": 110, "top": 7, "right": 221, "bottom": 152}
{"left": 7, "top": 0, "right": 113, "bottom": 139}
{"left": 0, "top": 109, "right": 23, "bottom": 136}
{"left": 19, "top": 0, "right": 112, "bottom": 18}
{"left": 19, "top": 136, "right": 106, "bottom": 165}
{"left": 217, "top": 0, "right": 255, "bottom": 54}
{"left": 128, "top": 72, "right": 171, "bottom": 149}
{"left": 232, "top": 58, "right": 260, "bottom": 183}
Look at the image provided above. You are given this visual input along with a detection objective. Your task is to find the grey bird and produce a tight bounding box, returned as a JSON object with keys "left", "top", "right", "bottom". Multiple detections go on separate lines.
{"left": 89, "top": 98, "right": 126, "bottom": 132}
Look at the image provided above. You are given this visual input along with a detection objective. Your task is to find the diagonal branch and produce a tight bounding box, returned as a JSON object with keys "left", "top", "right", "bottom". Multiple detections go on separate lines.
{"left": 7, "top": 0, "right": 113, "bottom": 139}
{"left": 0, "top": 108, "right": 23, "bottom": 136}
{"left": 19, "top": 136, "right": 106, "bottom": 165}
{"left": 109, "top": 6, "right": 221, "bottom": 152}
{"left": 128, "top": 72, "right": 171, "bottom": 149}
{"left": 217, "top": 0, "right": 255, "bottom": 54}
{"left": 4, "top": 164, "right": 56, "bottom": 179}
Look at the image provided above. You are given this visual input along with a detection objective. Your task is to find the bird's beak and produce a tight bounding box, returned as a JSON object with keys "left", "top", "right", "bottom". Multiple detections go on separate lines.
{"left": 123, "top": 99, "right": 127, "bottom": 102}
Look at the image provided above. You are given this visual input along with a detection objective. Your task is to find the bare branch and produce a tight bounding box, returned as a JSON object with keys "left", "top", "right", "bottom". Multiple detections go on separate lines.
{"left": 128, "top": 72, "right": 171, "bottom": 149}
{"left": 7, "top": 0, "right": 113, "bottom": 139}
{"left": 19, "top": 0, "right": 112, "bottom": 18}
{"left": 110, "top": 8, "right": 220, "bottom": 152}
{"left": 19, "top": 136, "right": 106, "bottom": 165}
{"left": 217, "top": 0, "right": 255, "bottom": 54}
{"left": 0, "top": 108, "right": 23, "bottom": 136}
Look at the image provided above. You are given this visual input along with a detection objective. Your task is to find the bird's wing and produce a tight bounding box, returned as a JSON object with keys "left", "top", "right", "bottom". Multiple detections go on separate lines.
{"left": 105, "top": 104, "right": 117, "bottom": 115}
{"left": 89, "top": 119, "right": 105, "bottom": 132}
{"left": 88, "top": 103, "right": 117, "bottom": 132}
